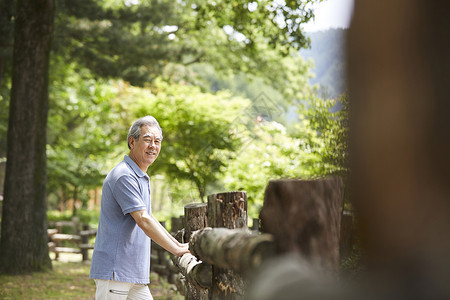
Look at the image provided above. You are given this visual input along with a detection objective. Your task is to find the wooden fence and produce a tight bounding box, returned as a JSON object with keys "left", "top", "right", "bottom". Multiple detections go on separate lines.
{"left": 46, "top": 177, "right": 347, "bottom": 299}
{"left": 150, "top": 177, "right": 346, "bottom": 299}
{"left": 47, "top": 218, "right": 97, "bottom": 261}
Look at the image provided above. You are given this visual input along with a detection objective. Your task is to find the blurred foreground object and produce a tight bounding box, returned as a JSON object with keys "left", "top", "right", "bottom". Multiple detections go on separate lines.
{"left": 347, "top": 0, "right": 450, "bottom": 298}
{"left": 249, "top": 0, "right": 450, "bottom": 298}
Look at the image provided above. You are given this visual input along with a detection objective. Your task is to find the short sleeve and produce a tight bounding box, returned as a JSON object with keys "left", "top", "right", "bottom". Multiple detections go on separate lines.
{"left": 114, "top": 175, "right": 146, "bottom": 215}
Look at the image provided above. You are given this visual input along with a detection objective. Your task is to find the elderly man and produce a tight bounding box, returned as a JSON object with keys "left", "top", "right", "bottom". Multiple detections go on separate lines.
{"left": 90, "top": 116, "right": 189, "bottom": 299}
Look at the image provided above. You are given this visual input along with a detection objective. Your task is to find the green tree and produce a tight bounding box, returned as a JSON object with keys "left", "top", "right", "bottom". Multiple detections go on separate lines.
{"left": 121, "top": 79, "right": 249, "bottom": 202}
{"left": 42, "top": 0, "right": 319, "bottom": 209}
{"left": 46, "top": 61, "right": 124, "bottom": 214}
{"left": 223, "top": 120, "right": 319, "bottom": 217}
{"left": 294, "top": 92, "right": 349, "bottom": 176}
{"left": 52, "top": 0, "right": 316, "bottom": 97}
{"left": 222, "top": 92, "right": 350, "bottom": 218}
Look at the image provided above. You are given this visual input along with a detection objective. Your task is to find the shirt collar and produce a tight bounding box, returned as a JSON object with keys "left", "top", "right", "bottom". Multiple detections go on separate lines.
{"left": 124, "top": 155, "right": 149, "bottom": 179}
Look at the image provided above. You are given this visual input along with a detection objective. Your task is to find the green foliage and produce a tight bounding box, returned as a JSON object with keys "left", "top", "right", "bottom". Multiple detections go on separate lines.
{"left": 53, "top": 0, "right": 180, "bottom": 85}
{"left": 122, "top": 79, "right": 250, "bottom": 202}
{"left": 46, "top": 59, "right": 125, "bottom": 213}
{"left": 47, "top": 210, "right": 74, "bottom": 223}
{"left": 222, "top": 92, "right": 349, "bottom": 218}
{"left": 47, "top": 209, "right": 100, "bottom": 227}
{"left": 187, "top": 64, "right": 290, "bottom": 121}
{"left": 1, "top": 0, "right": 347, "bottom": 223}
{"left": 222, "top": 121, "right": 308, "bottom": 217}
{"left": 191, "top": 0, "right": 316, "bottom": 55}
{"left": 44, "top": 67, "right": 349, "bottom": 218}
{"left": 297, "top": 92, "right": 349, "bottom": 176}
{"left": 51, "top": 0, "right": 318, "bottom": 92}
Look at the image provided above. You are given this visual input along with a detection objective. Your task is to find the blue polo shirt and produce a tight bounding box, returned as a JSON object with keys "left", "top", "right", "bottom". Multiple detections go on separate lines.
{"left": 90, "top": 155, "right": 151, "bottom": 284}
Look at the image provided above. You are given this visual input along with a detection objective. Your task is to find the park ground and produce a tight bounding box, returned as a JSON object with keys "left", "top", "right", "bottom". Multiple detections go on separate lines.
{"left": 0, "top": 253, "right": 182, "bottom": 300}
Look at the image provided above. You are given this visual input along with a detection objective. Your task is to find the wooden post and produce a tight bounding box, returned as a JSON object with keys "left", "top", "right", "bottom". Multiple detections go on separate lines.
{"left": 72, "top": 216, "right": 80, "bottom": 235}
{"left": 171, "top": 216, "right": 184, "bottom": 234}
{"left": 259, "top": 178, "right": 344, "bottom": 273}
{"left": 339, "top": 211, "right": 353, "bottom": 260}
{"left": 81, "top": 224, "right": 89, "bottom": 261}
{"left": 184, "top": 203, "right": 209, "bottom": 300}
{"left": 250, "top": 218, "right": 259, "bottom": 233}
{"left": 184, "top": 203, "right": 208, "bottom": 241}
{"left": 207, "top": 191, "right": 247, "bottom": 299}
{"left": 208, "top": 191, "right": 247, "bottom": 230}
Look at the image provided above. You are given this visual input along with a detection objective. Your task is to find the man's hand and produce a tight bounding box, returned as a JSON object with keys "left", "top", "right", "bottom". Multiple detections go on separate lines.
{"left": 176, "top": 243, "right": 190, "bottom": 257}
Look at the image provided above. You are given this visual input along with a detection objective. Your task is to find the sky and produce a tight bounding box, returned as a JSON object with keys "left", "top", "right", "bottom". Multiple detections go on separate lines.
{"left": 302, "top": 0, "right": 355, "bottom": 32}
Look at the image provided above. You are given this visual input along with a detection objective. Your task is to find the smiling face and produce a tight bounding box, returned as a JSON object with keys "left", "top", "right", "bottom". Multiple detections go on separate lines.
{"left": 128, "top": 125, "right": 162, "bottom": 172}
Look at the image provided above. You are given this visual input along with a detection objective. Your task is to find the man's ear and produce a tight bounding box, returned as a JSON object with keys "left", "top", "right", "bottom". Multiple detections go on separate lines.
{"left": 128, "top": 136, "right": 135, "bottom": 149}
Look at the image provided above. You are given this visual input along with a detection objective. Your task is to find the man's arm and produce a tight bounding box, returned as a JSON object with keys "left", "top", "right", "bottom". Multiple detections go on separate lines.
{"left": 130, "top": 209, "right": 190, "bottom": 257}
{"left": 149, "top": 214, "right": 186, "bottom": 246}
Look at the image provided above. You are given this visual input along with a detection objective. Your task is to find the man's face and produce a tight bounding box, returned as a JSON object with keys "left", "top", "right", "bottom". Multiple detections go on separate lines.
{"left": 129, "top": 125, "right": 162, "bottom": 172}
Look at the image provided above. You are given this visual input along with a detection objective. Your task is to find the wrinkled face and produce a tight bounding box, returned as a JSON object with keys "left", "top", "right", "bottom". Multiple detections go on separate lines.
{"left": 129, "top": 125, "right": 162, "bottom": 172}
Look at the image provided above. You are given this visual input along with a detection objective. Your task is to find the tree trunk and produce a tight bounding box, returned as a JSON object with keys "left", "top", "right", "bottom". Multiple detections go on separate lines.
{"left": 260, "top": 178, "right": 344, "bottom": 273}
{"left": 195, "top": 180, "right": 206, "bottom": 203}
{"left": 0, "top": 0, "right": 54, "bottom": 273}
{"left": 72, "top": 186, "right": 78, "bottom": 217}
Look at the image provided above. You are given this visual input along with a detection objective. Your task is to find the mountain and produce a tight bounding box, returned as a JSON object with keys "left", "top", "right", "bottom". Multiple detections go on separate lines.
{"left": 300, "top": 28, "right": 347, "bottom": 99}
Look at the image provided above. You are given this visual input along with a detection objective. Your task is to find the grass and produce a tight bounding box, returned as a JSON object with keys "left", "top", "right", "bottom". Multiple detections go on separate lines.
{"left": 0, "top": 253, "right": 183, "bottom": 300}
{"left": 0, "top": 260, "right": 94, "bottom": 300}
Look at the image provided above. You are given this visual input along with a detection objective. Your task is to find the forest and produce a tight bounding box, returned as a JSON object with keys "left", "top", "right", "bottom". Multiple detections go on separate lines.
{"left": 0, "top": 1, "right": 348, "bottom": 219}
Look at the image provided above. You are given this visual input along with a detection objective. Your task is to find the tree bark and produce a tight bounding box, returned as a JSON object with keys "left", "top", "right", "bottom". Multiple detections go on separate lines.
{"left": 260, "top": 178, "right": 344, "bottom": 273}
{"left": 0, "top": 0, "right": 54, "bottom": 273}
{"left": 207, "top": 191, "right": 248, "bottom": 299}
{"left": 170, "top": 216, "right": 184, "bottom": 235}
{"left": 184, "top": 203, "right": 208, "bottom": 241}
{"left": 184, "top": 203, "right": 209, "bottom": 300}
{"left": 190, "top": 228, "right": 275, "bottom": 275}
{"left": 207, "top": 191, "right": 247, "bottom": 230}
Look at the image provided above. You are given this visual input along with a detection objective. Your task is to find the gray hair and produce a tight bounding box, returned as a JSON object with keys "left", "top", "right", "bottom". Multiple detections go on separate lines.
{"left": 127, "top": 115, "right": 163, "bottom": 149}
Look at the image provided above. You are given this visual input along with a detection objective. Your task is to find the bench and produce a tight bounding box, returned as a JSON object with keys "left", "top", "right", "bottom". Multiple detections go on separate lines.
{"left": 48, "top": 219, "right": 97, "bottom": 261}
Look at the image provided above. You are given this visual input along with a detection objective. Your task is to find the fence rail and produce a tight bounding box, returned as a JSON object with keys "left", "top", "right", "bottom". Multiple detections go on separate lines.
{"left": 47, "top": 219, "right": 97, "bottom": 261}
